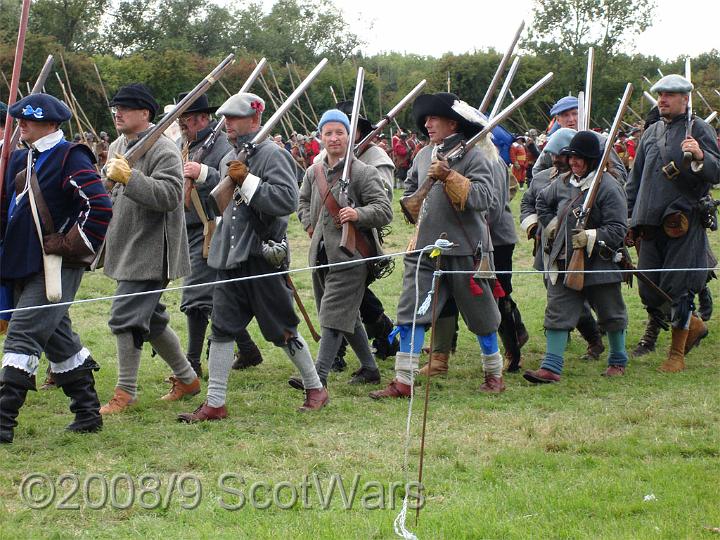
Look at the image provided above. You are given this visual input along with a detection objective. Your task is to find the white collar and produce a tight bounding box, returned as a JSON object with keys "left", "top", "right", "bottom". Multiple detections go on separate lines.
{"left": 32, "top": 129, "right": 64, "bottom": 153}
{"left": 569, "top": 173, "right": 593, "bottom": 191}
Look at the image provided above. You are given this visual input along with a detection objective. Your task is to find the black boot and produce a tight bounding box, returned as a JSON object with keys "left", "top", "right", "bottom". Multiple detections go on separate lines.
{"left": 53, "top": 357, "right": 102, "bottom": 434}
{"left": 186, "top": 310, "right": 209, "bottom": 378}
{"left": 632, "top": 309, "right": 667, "bottom": 357}
{"left": 0, "top": 366, "right": 36, "bottom": 443}
{"left": 232, "top": 330, "right": 264, "bottom": 370}
{"left": 576, "top": 312, "right": 605, "bottom": 361}
{"left": 366, "top": 314, "right": 399, "bottom": 360}
{"left": 698, "top": 286, "right": 713, "bottom": 322}
{"left": 331, "top": 339, "right": 347, "bottom": 372}
{"left": 498, "top": 296, "right": 529, "bottom": 372}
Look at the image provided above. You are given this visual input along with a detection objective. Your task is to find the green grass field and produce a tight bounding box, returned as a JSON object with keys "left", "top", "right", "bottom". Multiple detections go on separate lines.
{"left": 1, "top": 188, "right": 718, "bottom": 539}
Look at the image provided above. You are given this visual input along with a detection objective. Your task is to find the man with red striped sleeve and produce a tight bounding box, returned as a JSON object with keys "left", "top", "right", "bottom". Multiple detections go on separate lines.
{"left": 0, "top": 93, "right": 112, "bottom": 443}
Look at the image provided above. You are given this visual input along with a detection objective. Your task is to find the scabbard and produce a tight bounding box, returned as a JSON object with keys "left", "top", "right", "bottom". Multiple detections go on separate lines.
{"left": 286, "top": 275, "right": 320, "bottom": 342}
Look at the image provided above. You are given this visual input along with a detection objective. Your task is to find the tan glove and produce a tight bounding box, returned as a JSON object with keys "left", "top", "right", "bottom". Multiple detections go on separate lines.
{"left": 227, "top": 160, "right": 249, "bottom": 186}
{"left": 444, "top": 170, "right": 471, "bottom": 211}
{"left": 571, "top": 229, "right": 588, "bottom": 249}
{"left": 428, "top": 159, "right": 451, "bottom": 181}
{"left": 106, "top": 153, "right": 132, "bottom": 185}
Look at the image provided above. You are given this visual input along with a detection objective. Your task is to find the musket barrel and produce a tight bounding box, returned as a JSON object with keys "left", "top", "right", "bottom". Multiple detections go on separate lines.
{"left": 342, "top": 67, "right": 365, "bottom": 181}
{"left": 643, "top": 91, "right": 657, "bottom": 107}
{"left": 584, "top": 47, "right": 594, "bottom": 130}
{"left": 489, "top": 56, "right": 520, "bottom": 120}
{"left": 478, "top": 19, "right": 525, "bottom": 114}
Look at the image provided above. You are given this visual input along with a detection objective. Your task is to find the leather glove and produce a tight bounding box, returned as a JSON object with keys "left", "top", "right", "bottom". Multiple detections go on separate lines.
{"left": 106, "top": 153, "right": 132, "bottom": 185}
{"left": 227, "top": 160, "right": 249, "bottom": 186}
{"left": 428, "top": 159, "right": 451, "bottom": 181}
{"left": 527, "top": 223, "right": 538, "bottom": 240}
{"left": 545, "top": 217, "right": 559, "bottom": 242}
{"left": 444, "top": 170, "right": 471, "bottom": 211}
{"left": 571, "top": 228, "right": 588, "bottom": 249}
{"left": 261, "top": 238, "right": 288, "bottom": 267}
{"left": 43, "top": 224, "right": 94, "bottom": 258}
{"left": 624, "top": 228, "right": 636, "bottom": 247}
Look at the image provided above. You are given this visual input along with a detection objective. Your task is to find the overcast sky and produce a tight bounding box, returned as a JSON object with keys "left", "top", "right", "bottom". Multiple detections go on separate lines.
{"left": 265, "top": 0, "right": 717, "bottom": 60}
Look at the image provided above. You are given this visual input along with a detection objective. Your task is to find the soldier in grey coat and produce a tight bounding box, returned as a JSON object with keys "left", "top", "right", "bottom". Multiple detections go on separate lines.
{"left": 101, "top": 83, "right": 199, "bottom": 414}
{"left": 296, "top": 109, "right": 393, "bottom": 388}
{"left": 178, "top": 93, "right": 327, "bottom": 422}
{"left": 520, "top": 127, "right": 606, "bottom": 360}
{"left": 175, "top": 93, "right": 262, "bottom": 377}
{"left": 626, "top": 74, "right": 719, "bottom": 373}
{"left": 524, "top": 131, "right": 629, "bottom": 384}
{"left": 370, "top": 92, "right": 503, "bottom": 398}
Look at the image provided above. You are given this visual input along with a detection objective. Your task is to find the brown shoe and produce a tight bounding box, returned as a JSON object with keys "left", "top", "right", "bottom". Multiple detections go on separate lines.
{"left": 298, "top": 387, "right": 329, "bottom": 412}
{"left": 100, "top": 387, "right": 137, "bottom": 415}
{"left": 418, "top": 352, "right": 449, "bottom": 377}
{"left": 160, "top": 376, "right": 200, "bottom": 401}
{"left": 369, "top": 380, "right": 412, "bottom": 399}
{"left": 684, "top": 314, "right": 708, "bottom": 354}
{"left": 479, "top": 374, "right": 506, "bottom": 393}
{"left": 581, "top": 340, "right": 605, "bottom": 361}
{"left": 523, "top": 368, "right": 561, "bottom": 384}
{"left": 177, "top": 402, "right": 227, "bottom": 423}
{"left": 602, "top": 365, "right": 626, "bottom": 377}
{"left": 659, "top": 327, "right": 689, "bottom": 373}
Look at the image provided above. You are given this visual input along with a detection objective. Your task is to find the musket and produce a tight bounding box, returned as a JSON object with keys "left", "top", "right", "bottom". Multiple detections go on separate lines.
{"left": 478, "top": 19, "right": 525, "bottom": 114}
{"left": 705, "top": 111, "right": 717, "bottom": 124}
{"left": 577, "top": 91, "right": 586, "bottom": 132}
{"left": 119, "top": 54, "right": 235, "bottom": 170}
{"left": 682, "top": 58, "right": 693, "bottom": 167}
{"left": 564, "top": 83, "right": 633, "bottom": 291}
{"left": 184, "top": 58, "right": 268, "bottom": 257}
{"left": 488, "top": 56, "right": 520, "bottom": 120}
{"left": 0, "top": 0, "right": 31, "bottom": 208}
{"left": 291, "top": 60, "right": 319, "bottom": 123}
{"left": 209, "top": 58, "right": 329, "bottom": 215}
{"left": 354, "top": 79, "right": 426, "bottom": 157}
{"left": 338, "top": 67, "right": 365, "bottom": 256}
{"left": 643, "top": 91, "right": 657, "bottom": 107}
{"left": 597, "top": 241, "right": 673, "bottom": 304}
{"left": 583, "top": 47, "right": 594, "bottom": 130}
{"left": 400, "top": 72, "right": 554, "bottom": 224}
{"left": 4, "top": 55, "right": 54, "bottom": 155}
{"left": 257, "top": 71, "right": 291, "bottom": 139}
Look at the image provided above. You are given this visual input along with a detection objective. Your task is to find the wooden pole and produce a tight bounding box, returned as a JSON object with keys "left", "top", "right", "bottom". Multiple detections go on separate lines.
{"left": 291, "top": 60, "right": 319, "bottom": 123}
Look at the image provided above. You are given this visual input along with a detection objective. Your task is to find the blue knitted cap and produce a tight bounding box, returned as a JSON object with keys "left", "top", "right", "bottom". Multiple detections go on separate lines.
{"left": 318, "top": 109, "right": 350, "bottom": 134}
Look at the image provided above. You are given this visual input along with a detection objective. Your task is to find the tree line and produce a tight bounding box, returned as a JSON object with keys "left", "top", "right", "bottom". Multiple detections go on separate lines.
{"left": 1, "top": 0, "right": 719, "bottom": 137}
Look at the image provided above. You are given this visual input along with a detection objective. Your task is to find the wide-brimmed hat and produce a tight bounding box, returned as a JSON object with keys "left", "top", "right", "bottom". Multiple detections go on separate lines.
{"left": 560, "top": 130, "right": 601, "bottom": 160}
{"left": 336, "top": 100, "right": 373, "bottom": 138}
{"left": 412, "top": 92, "right": 484, "bottom": 139}
{"left": 176, "top": 92, "right": 218, "bottom": 114}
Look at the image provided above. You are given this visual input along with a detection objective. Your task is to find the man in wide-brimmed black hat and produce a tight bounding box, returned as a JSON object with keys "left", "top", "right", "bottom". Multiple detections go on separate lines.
{"left": 370, "top": 92, "right": 505, "bottom": 398}
{"left": 524, "top": 130, "right": 630, "bottom": 385}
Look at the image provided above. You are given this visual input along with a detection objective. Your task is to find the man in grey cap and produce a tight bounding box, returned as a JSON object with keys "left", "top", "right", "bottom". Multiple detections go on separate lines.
{"left": 178, "top": 92, "right": 327, "bottom": 422}
{"left": 626, "top": 73, "right": 719, "bottom": 373}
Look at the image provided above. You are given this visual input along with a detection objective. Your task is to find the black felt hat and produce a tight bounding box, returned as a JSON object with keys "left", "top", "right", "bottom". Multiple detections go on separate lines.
{"left": 176, "top": 92, "right": 218, "bottom": 114}
{"left": 336, "top": 100, "right": 373, "bottom": 138}
{"left": 110, "top": 83, "right": 160, "bottom": 120}
{"left": 412, "top": 92, "right": 485, "bottom": 139}
{"left": 560, "top": 130, "right": 602, "bottom": 160}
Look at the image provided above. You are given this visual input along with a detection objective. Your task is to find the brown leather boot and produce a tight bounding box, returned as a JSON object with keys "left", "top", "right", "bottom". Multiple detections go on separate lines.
{"left": 418, "top": 352, "right": 449, "bottom": 377}
{"left": 100, "top": 387, "right": 137, "bottom": 415}
{"left": 160, "top": 376, "right": 201, "bottom": 401}
{"left": 298, "top": 387, "right": 329, "bottom": 412}
{"left": 523, "top": 368, "right": 561, "bottom": 384}
{"left": 177, "top": 402, "right": 227, "bottom": 423}
{"left": 684, "top": 314, "right": 708, "bottom": 354}
{"left": 479, "top": 374, "right": 506, "bottom": 393}
{"left": 659, "top": 327, "right": 689, "bottom": 373}
{"left": 369, "top": 380, "right": 412, "bottom": 399}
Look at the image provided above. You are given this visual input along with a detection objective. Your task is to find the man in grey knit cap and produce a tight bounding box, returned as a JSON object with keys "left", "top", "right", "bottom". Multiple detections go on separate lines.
{"left": 178, "top": 93, "right": 327, "bottom": 422}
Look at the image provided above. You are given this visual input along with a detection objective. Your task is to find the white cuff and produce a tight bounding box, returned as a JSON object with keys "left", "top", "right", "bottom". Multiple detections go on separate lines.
{"left": 195, "top": 164, "right": 209, "bottom": 184}
{"left": 691, "top": 160, "right": 704, "bottom": 172}
{"left": 520, "top": 214, "right": 538, "bottom": 233}
{"left": 585, "top": 229, "right": 597, "bottom": 256}
{"left": 2, "top": 352, "right": 40, "bottom": 376}
{"left": 239, "top": 173, "right": 261, "bottom": 204}
{"left": 50, "top": 347, "right": 90, "bottom": 374}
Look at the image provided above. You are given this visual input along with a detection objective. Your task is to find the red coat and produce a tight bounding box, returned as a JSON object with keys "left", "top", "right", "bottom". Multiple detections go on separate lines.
{"left": 509, "top": 142, "right": 527, "bottom": 183}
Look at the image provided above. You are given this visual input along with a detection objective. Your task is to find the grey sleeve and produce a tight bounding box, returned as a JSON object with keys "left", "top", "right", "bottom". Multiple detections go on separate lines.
{"left": 593, "top": 177, "right": 629, "bottom": 250}
{"left": 122, "top": 144, "right": 183, "bottom": 212}
{"left": 536, "top": 180, "right": 558, "bottom": 228}
{"left": 520, "top": 183, "right": 538, "bottom": 222}
{"left": 462, "top": 151, "right": 499, "bottom": 213}
{"left": 354, "top": 168, "right": 394, "bottom": 230}
{"left": 247, "top": 146, "right": 299, "bottom": 217}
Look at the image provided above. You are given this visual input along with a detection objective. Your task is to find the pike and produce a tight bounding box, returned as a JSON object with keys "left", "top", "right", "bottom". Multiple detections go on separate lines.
{"left": 54, "top": 72, "right": 84, "bottom": 142}
{"left": 682, "top": 58, "right": 693, "bottom": 167}
{"left": 338, "top": 67, "right": 365, "bottom": 256}
{"left": 257, "top": 71, "right": 291, "bottom": 139}
{"left": 354, "top": 79, "right": 427, "bottom": 157}
{"left": 291, "top": 59, "right": 319, "bottom": 123}
{"left": 705, "top": 111, "right": 717, "bottom": 124}
{"left": 488, "top": 56, "right": 520, "bottom": 120}
{"left": 93, "top": 61, "right": 118, "bottom": 135}
{"left": 329, "top": 85, "right": 338, "bottom": 104}
{"left": 209, "top": 57, "right": 328, "bottom": 215}
{"left": 564, "top": 83, "right": 633, "bottom": 291}
{"left": 184, "top": 58, "right": 268, "bottom": 258}
{"left": 271, "top": 62, "right": 308, "bottom": 133}
{"left": 400, "top": 72, "right": 554, "bottom": 224}
{"left": 577, "top": 91, "right": 585, "bottom": 132}
{"left": 478, "top": 19, "right": 525, "bottom": 114}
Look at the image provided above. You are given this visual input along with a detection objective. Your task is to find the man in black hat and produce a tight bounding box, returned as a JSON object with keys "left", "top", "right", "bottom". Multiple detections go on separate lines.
{"left": 371, "top": 92, "right": 504, "bottom": 398}
{"left": 0, "top": 93, "right": 112, "bottom": 442}
{"left": 174, "top": 92, "right": 263, "bottom": 376}
{"left": 100, "top": 83, "right": 199, "bottom": 414}
{"left": 524, "top": 131, "right": 629, "bottom": 384}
